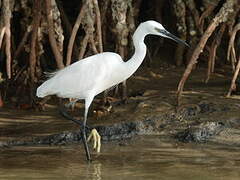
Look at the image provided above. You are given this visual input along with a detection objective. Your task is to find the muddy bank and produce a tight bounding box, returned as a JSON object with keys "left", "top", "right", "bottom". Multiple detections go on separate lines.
{"left": 1, "top": 99, "right": 240, "bottom": 148}
{"left": 0, "top": 67, "right": 240, "bottom": 148}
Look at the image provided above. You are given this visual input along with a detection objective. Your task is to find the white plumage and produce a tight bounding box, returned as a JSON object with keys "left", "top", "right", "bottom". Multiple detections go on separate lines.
{"left": 37, "top": 52, "right": 124, "bottom": 99}
{"left": 36, "top": 20, "right": 188, "bottom": 161}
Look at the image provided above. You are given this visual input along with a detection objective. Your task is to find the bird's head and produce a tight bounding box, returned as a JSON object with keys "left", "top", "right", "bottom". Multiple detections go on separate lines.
{"left": 142, "top": 20, "right": 189, "bottom": 47}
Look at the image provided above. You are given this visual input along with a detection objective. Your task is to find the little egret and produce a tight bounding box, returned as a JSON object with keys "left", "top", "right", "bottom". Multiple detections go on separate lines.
{"left": 36, "top": 20, "right": 188, "bottom": 161}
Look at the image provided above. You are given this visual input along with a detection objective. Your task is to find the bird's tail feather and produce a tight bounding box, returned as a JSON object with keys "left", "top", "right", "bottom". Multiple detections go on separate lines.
{"left": 36, "top": 80, "right": 54, "bottom": 98}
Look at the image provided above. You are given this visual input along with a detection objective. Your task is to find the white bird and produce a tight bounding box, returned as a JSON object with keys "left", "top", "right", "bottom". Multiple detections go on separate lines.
{"left": 36, "top": 20, "right": 188, "bottom": 161}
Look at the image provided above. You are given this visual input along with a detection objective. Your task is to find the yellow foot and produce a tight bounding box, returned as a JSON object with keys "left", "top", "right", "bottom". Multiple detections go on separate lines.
{"left": 87, "top": 128, "right": 101, "bottom": 153}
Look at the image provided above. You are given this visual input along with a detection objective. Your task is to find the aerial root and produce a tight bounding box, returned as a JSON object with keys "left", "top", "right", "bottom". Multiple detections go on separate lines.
{"left": 176, "top": 0, "right": 235, "bottom": 105}
{"left": 45, "top": 0, "right": 64, "bottom": 69}
{"left": 87, "top": 128, "right": 101, "bottom": 153}
{"left": 227, "top": 23, "right": 240, "bottom": 71}
{"left": 226, "top": 23, "right": 240, "bottom": 97}
{"left": 198, "top": 5, "right": 215, "bottom": 33}
{"left": 205, "top": 24, "right": 226, "bottom": 83}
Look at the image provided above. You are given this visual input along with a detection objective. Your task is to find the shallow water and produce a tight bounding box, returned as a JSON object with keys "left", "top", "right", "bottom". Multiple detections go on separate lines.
{"left": 0, "top": 136, "right": 240, "bottom": 180}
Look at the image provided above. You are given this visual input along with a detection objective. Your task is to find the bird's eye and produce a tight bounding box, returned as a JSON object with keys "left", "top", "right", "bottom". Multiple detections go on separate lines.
{"left": 154, "top": 27, "right": 161, "bottom": 33}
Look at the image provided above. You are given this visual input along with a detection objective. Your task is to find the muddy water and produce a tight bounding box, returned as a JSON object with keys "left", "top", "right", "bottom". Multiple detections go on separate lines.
{"left": 0, "top": 136, "right": 239, "bottom": 180}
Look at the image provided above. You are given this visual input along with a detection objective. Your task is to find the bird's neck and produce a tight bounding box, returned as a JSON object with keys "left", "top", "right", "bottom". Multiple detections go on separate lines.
{"left": 124, "top": 26, "right": 147, "bottom": 79}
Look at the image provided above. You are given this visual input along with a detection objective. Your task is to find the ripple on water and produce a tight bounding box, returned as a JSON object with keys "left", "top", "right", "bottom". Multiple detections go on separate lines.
{"left": 0, "top": 136, "right": 240, "bottom": 180}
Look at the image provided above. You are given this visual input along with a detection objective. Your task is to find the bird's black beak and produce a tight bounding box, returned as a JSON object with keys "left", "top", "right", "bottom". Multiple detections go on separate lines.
{"left": 156, "top": 28, "right": 189, "bottom": 47}
{"left": 165, "top": 31, "right": 189, "bottom": 47}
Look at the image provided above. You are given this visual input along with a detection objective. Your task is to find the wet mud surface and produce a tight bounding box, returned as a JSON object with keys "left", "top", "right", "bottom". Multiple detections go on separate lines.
{"left": 1, "top": 67, "right": 240, "bottom": 147}
{"left": 1, "top": 100, "right": 239, "bottom": 148}
{"left": 1, "top": 66, "right": 240, "bottom": 179}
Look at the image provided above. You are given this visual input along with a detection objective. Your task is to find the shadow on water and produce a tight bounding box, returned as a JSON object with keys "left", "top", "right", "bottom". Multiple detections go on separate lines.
{"left": 0, "top": 136, "right": 240, "bottom": 180}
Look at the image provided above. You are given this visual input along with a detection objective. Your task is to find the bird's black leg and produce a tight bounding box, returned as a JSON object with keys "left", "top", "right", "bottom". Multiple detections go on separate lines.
{"left": 59, "top": 106, "right": 91, "bottom": 130}
{"left": 59, "top": 102, "right": 91, "bottom": 161}
{"left": 82, "top": 106, "right": 91, "bottom": 161}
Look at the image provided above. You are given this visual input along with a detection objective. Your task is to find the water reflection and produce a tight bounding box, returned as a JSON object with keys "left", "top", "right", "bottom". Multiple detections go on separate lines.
{"left": 0, "top": 136, "right": 240, "bottom": 180}
{"left": 90, "top": 163, "right": 102, "bottom": 180}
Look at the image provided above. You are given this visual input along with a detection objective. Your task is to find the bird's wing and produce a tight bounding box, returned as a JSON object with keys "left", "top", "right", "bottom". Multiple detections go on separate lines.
{"left": 51, "top": 52, "right": 123, "bottom": 98}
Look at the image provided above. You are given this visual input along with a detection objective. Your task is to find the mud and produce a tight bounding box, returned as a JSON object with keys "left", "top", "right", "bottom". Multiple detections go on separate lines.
{"left": 1, "top": 100, "right": 239, "bottom": 149}
{"left": 1, "top": 66, "right": 240, "bottom": 148}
